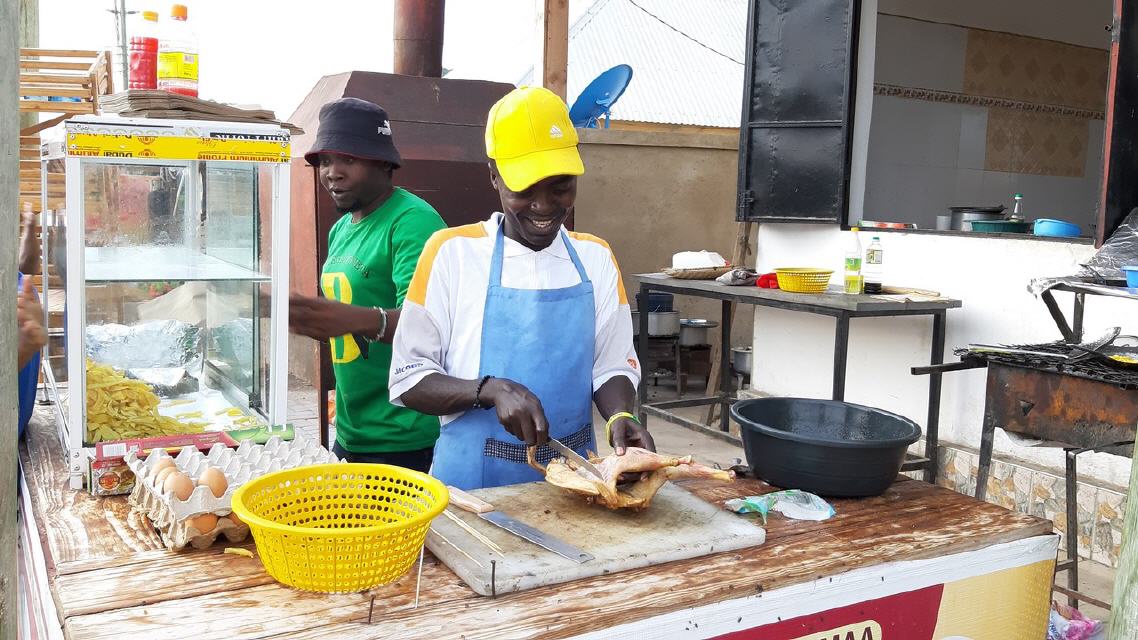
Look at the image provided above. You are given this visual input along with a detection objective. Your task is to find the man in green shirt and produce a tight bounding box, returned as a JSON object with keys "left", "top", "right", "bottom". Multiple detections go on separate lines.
{"left": 290, "top": 98, "right": 446, "bottom": 471}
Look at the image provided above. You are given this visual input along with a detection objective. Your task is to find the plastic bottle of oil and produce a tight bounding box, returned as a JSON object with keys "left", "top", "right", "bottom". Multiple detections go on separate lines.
{"left": 864, "top": 236, "right": 884, "bottom": 294}
{"left": 157, "top": 4, "right": 198, "bottom": 97}
{"left": 844, "top": 227, "right": 863, "bottom": 294}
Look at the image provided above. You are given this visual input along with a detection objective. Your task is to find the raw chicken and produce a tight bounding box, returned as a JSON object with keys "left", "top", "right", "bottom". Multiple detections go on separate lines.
{"left": 528, "top": 446, "right": 734, "bottom": 511}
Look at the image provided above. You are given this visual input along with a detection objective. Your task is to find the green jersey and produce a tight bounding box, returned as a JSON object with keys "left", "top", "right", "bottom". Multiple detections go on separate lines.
{"left": 322, "top": 187, "right": 446, "bottom": 453}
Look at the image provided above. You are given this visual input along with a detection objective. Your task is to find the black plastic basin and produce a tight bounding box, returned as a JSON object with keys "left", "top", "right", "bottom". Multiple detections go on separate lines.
{"left": 731, "top": 397, "right": 922, "bottom": 497}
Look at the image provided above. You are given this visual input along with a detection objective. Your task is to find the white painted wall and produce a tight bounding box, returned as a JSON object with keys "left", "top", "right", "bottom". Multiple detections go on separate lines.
{"left": 750, "top": 0, "right": 1130, "bottom": 488}
{"left": 751, "top": 226, "right": 1135, "bottom": 488}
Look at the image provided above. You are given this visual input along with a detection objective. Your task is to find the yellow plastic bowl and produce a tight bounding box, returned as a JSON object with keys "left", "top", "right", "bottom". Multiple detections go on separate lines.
{"left": 231, "top": 463, "right": 449, "bottom": 593}
{"left": 774, "top": 268, "right": 834, "bottom": 294}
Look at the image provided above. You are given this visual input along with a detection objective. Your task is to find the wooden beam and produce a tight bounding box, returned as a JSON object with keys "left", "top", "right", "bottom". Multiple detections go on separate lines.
{"left": 17, "top": 99, "right": 94, "bottom": 114}
{"left": 1, "top": 0, "right": 20, "bottom": 636}
{"left": 19, "top": 72, "right": 91, "bottom": 85}
{"left": 19, "top": 112, "right": 67, "bottom": 136}
{"left": 19, "top": 59, "right": 92, "bottom": 71}
{"left": 1110, "top": 451, "right": 1138, "bottom": 637}
{"left": 18, "top": 0, "right": 37, "bottom": 131}
{"left": 20, "top": 47, "right": 98, "bottom": 58}
{"left": 539, "top": 0, "right": 569, "bottom": 101}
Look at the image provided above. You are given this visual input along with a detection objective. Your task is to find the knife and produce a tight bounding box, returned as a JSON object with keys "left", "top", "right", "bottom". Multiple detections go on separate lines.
{"left": 446, "top": 486, "right": 594, "bottom": 564}
{"left": 546, "top": 437, "right": 605, "bottom": 479}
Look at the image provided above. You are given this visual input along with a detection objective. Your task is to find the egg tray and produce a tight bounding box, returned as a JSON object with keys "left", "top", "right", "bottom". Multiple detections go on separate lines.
{"left": 125, "top": 436, "right": 338, "bottom": 549}
{"left": 165, "top": 513, "right": 250, "bottom": 551}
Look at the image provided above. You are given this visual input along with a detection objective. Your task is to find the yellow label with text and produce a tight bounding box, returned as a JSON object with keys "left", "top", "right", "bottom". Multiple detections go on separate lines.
{"left": 792, "top": 621, "right": 882, "bottom": 640}
{"left": 66, "top": 132, "right": 290, "bottom": 163}
{"left": 158, "top": 51, "right": 198, "bottom": 81}
{"left": 321, "top": 273, "right": 360, "bottom": 364}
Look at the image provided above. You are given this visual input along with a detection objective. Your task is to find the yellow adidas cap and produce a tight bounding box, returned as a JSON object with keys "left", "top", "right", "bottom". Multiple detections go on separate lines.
{"left": 485, "top": 86, "right": 585, "bottom": 192}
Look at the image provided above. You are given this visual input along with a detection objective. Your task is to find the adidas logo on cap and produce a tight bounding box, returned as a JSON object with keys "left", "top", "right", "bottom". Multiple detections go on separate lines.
{"left": 549, "top": 124, "right": 563, "bottom": 139}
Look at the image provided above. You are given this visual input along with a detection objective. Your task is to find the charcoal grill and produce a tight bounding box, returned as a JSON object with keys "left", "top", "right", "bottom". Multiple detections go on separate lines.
{"left": 916, "top": 338, "right": 1138, "bottom": 610}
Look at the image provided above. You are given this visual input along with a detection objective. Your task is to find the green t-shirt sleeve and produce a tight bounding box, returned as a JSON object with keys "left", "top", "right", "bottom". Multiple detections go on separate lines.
{"left": 390, "top": 204, "right": 446, "bottom": 306}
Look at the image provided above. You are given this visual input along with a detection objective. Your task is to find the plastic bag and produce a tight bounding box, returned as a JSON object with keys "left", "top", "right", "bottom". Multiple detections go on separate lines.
{"left": 725, "top": 490, "right": 836, "bottom": 524}
{"left": 1076, "top": 207, "right": 1138, "bottom": 283}
{"left": 716, "top": 268, "right": 759, "bottom": 286}
{"left": 1047, "top": 602, "right": 1105, "bottom": 640}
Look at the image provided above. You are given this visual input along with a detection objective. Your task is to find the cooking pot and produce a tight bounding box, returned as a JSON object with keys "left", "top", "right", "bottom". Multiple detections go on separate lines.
{"left": 731, "top": 346, "right": 752, "bottom": 374}
{"left": 679, "top": 319, "right": 718, "bottom": 346}
{"left": 948, "top": 205, "right": 1006, "bottom": 231}
{"left": 647, "top": 311, "right": 680, "bottom": 336}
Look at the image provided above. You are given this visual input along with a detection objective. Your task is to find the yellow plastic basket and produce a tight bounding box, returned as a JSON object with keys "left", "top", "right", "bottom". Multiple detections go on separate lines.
{"left": 231, "top": 463, "right": 449, "bottom": 593}
{"left": 774, "top": 268, "right": 834, "bottom": 294}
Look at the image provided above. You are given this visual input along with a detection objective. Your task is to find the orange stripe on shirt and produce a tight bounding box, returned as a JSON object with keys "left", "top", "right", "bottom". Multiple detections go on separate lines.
{"left": 406, "top": 223, "right": 488, "bottom": 306}
{"left": 568, "top": 231, "right": 628, "bottom": 305}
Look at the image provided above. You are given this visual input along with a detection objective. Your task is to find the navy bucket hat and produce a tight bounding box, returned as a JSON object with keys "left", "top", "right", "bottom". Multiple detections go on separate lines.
{"left": 303, "top": 97, "right": 403, "bottom": 167}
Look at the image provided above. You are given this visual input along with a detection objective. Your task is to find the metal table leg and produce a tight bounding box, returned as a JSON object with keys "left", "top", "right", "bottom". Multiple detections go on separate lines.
{"left": 1073, "top": 293, "right": 1085, "bottom": 342}
{"left": 832, "top": 313, "right": 850, "bottom": 401}
{"left": 1041, "top": 290, "right": 1076, "bottom": 342}
{"left": 637, "top": 284, "right": 650, "bottom": 425}
{"left": 719, "top": 299, "right": 732, "bottom": 433}
{"left": 674, "top": 339, "right": 684, "bottom": 398}
{"left": 1065, "top": 448, "right": 1080, "bottom": 609}
{"left": 975, "top": 411, "right": 996, "bottom": 502}
{"left": 924, "top": 310, "right": 946, "bottom": 484}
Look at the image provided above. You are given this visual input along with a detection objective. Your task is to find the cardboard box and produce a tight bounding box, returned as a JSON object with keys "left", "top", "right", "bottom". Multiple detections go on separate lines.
{"left": 87, "top": 431, "right": 239, "bottom": 496}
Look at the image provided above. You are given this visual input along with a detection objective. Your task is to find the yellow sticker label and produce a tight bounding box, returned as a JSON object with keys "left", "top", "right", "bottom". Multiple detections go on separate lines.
{"left": 158, "top": 51, "right": 198, "bottom": 81}
{"left": 66, "top": 132, "right": 290, "bottom": 163}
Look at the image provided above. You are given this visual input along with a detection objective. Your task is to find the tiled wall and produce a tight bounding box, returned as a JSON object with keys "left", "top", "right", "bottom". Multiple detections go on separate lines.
{"left": 922, "top": 444, "right": 1127, "bottom": 568}
{"left": 862, "top": 15, "right": 1108, "bottom": 230}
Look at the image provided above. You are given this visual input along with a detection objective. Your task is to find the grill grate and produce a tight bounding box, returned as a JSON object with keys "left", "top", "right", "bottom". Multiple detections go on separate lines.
{"left": 956, "top": 341, "right": 1138, "bottom": 389}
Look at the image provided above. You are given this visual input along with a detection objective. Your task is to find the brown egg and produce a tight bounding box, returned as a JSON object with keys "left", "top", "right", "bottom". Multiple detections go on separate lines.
{"left": 197, "top": 467, "right": 229, "bottom": 498}
{"left": 153, "top": 466, "right": 176, "bottom": 487}
{"left": 225, "top": 512, "right": 244, "bottom": 526}
{"left": 163, "top": 471, "right": 195, "bottom": 501}
{"left": 189, "top": 513, "right": 218, "bottom": 533}
{"left": 152, "top": 457, "right": 176, "bottom": 472}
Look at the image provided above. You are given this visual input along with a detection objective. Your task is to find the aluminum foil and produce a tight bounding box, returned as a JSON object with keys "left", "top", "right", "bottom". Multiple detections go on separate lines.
{"left": 86, "top": 320, "right": 203, "bottom": 372}
{"left": 1076, "top": 207, "right": 1138, "bottom": 283}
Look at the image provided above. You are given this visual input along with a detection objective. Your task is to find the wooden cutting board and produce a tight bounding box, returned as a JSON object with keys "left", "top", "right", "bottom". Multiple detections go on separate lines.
{"left": 426, "top": 480, "right": 766, "bottom": 596}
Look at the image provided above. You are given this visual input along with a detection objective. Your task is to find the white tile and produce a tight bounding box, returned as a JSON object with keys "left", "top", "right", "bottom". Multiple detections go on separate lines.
{"left": 953, "top": 169, "right": 985, "bottom": 203}
{"left": 958, "top": 107, "right": 989, "bottom": 170}
{"left": 874, "top": 15, "right": 967, "bottom": 91}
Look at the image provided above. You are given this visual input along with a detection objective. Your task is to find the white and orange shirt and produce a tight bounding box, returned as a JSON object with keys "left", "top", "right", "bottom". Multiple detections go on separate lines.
{"left": 389, "top": 213, "right": 640, "bottom": 426}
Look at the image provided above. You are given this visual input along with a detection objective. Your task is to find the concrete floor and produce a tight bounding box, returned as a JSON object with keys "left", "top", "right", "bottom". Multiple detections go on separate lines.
{"left": 287, "top": 376, "right": 1117, "bottom": 627}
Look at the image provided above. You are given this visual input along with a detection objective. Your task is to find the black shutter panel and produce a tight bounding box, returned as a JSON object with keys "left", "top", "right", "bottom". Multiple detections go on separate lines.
{"left": 1100, "top": 0, "right": 1138, "bottom": 246}
{"left": 736, "top": 0, "right": 860, "bottom": 223}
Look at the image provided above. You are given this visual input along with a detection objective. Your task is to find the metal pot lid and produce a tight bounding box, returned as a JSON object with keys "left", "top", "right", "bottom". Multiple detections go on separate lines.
{"left": 680, "top": 319, "right": 719, "bottom": 327}
{"left": 946, "top": 204, "right": 1010, "bottom": 212}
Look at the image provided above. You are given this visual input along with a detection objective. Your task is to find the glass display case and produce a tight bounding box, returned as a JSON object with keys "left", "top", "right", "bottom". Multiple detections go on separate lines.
{"left": 40, "top": 116, "right": 291, "bottom": 489}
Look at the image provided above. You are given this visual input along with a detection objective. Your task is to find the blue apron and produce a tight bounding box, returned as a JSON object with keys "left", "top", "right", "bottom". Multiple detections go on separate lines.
{"left": 432, "top": 226, "right": 597, "bottom": 490}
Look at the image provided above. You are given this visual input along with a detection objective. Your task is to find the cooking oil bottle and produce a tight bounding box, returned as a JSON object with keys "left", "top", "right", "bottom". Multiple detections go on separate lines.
{"left": 844, "top": 227, "right": 863, "bottom": 294}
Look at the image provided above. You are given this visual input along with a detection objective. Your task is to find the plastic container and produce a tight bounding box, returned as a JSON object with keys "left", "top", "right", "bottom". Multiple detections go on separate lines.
{"left": 731, "top": 397, "right": 921, "bottom": 497}
{"left": 129, "top": 10, "right": 159, "bottom": 89}
{"left": 1123, "top": 266, "right": 1138, "bottom": 288}
{"left": 636, "top": 291, "right": 674, "bottom": 312}
{"left": 157, "top": 3, "right": 199, "bottom": 97}
{"left": 232, "top": 463, "right": 449, "bottom": 593}
{"left": 967, "top": 220, "right": 1032, "bottom": 234}
{"left": 1034, "top": 218, "right": 1081, "bottom": 238}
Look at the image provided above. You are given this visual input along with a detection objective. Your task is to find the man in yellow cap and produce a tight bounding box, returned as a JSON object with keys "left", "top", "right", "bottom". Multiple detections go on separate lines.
{"left": 388, "top": 86, "right": 654, "bottom": 490}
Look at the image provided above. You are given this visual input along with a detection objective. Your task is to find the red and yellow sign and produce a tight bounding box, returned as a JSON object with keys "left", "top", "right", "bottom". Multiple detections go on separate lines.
{"left": 712, "top": 558, "right": 1054, "bottom": 640}
{"left": 66, "top": 132, "right": 290, "bottom": 163}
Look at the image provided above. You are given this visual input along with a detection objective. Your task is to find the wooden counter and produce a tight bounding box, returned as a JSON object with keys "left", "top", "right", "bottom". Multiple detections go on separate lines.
{"left": 19, "top": 414, "right": 1057, "bottom": 640}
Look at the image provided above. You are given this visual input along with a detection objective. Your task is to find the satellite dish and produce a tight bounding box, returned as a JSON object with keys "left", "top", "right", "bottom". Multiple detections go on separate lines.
{"left": 569, "top": 64, "right": 633, "bottom": 129}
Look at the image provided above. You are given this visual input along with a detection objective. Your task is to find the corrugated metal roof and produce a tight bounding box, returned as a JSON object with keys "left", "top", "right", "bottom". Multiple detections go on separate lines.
{"left": 524, "top": 0, "right": 747, "bottom": 127}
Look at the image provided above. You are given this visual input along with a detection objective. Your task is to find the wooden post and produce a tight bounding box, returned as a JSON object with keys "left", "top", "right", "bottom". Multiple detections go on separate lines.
{"left": 1, "top": 0, "right": 21, "bottom": 634}
{"left": 704, "top": 222, "right": 753, "bottom": 425}
{"left": 1109, "top": 453, "right": 1138, "bottom": 638}
{"left": 537, "top": 0, "right": 568, "bottom": 101}
{"left": 18, "top": 0, "right": 38, "bottom": 131}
